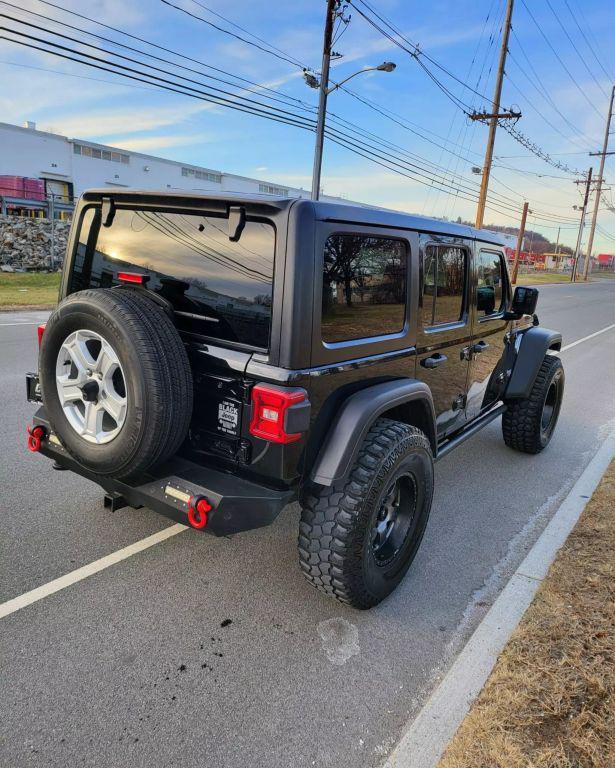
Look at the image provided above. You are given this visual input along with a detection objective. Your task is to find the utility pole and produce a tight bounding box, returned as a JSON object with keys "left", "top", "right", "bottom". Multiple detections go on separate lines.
{"left": 571, "top": 167, "right": 593, "bottom": 282}
{"left": 49, "top": 193, "right": 56, "bottom": 271}
{"left": 311, "top": 0, "right": 337, "bottom": 201}
{"left": 473, "top": 0, "right": 517, "bottom": 229}
{"left": 582, "top": 84, "right": 614, "bottom": 281}
{"left": 511, "top": 201, "right": 529, "bottom": 284}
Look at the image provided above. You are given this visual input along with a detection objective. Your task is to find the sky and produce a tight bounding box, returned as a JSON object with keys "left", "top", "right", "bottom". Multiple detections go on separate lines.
{"left": 1, "top": 0, "right": 614, "bottom": 253}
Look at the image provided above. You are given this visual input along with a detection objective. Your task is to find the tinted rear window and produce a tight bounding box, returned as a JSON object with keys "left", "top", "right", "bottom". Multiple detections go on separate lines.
{"left": 71, "top": 207, "right": 275, "bottom": 349}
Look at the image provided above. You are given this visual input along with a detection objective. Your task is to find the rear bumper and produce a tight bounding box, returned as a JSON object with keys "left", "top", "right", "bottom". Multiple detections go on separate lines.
{"left": 30, "top": 408, "right": 294, "bottom": 536}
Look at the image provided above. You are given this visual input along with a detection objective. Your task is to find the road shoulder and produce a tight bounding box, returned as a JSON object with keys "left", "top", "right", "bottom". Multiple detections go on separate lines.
{"left": 437, "top": 456, "right": 614, "bottom": 767}
{"left": 384, "top": 429, "right": 615, "bottom": 768}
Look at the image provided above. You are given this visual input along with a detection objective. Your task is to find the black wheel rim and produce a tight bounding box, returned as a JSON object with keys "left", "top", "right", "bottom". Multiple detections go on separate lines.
{"left": 371, "top": 472, "right": 418, "bottom": 567}
{"left": 541, "top": 374, "right": 561, "bottom": 434}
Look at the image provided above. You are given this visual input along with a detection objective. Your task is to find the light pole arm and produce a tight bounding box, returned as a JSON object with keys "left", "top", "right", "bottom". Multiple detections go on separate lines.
{"left": 325, "top": 67, "right": 379, "bottom": 95}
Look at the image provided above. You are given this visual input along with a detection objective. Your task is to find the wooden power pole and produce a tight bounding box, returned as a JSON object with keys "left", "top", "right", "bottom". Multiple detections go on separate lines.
{"left": 311, "top": 0, "right": 337, "bottom": 201}
{"left": 511, "top": 201, "right": 529, "bottom": 284}
{"left": 571, "top": 167, "right": 593, "bottom": 282}
{"left": 582, "top": 84, "right": 615, "bottom": 280}
{"left": 473, "top": 0, "right": 518, "bottom": 229}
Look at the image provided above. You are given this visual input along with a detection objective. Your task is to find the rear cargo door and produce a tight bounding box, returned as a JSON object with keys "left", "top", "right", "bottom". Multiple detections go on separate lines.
{"left": 70, "top": 204, "right": 277, "bottom": 463}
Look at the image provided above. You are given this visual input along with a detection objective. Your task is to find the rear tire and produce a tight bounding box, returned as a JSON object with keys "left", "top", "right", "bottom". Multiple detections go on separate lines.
{"left": 39, "top": 288, "right": 193, "bottom": 478}
{"left": 502, "top": 354, "right": 564, "bottom": 454}
{"left": 298, "top": 419, "right": 434, "bottom": 609}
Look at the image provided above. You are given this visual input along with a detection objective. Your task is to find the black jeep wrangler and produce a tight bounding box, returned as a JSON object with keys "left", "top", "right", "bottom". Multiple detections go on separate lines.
{"left": 27, "top": 191, "right": 564, "bottom": 608}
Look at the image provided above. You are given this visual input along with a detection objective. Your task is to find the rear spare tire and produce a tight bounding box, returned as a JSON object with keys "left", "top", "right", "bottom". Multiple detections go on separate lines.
{"left": 39, "top": 288, "right": 193, "bottom": 478}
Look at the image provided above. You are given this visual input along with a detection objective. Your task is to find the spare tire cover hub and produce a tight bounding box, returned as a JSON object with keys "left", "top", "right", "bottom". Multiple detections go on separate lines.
{"left": 55, "top": 328, "right": 127, "bottom": 444}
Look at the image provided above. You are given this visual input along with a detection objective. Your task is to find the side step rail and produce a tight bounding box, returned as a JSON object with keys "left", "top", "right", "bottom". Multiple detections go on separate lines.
{"left": 436, "top": 403, "right": 506, "bottom": 461}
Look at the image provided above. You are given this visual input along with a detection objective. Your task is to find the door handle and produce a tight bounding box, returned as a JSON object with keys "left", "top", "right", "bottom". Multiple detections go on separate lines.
{"left": 421, "top": 353, "right": 448, "bottom": 369}
{"left": 472, "top": 340, "right": 490, "bottom": 354}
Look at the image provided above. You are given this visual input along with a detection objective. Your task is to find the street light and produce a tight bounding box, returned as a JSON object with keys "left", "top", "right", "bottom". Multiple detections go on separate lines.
{"left": 306, "top": 61, "right": 396, "bottom": 200}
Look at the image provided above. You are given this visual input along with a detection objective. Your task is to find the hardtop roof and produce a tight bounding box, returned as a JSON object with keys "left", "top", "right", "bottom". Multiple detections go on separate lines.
{"left": 80, "top": 189, "right": 509, "bottom": 247}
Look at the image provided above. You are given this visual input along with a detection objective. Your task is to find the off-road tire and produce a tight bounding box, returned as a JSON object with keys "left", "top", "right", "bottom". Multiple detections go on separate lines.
{"left": 39, "top": 288, "right": 193, "bottom": 478}
{"left": 298, "top": 419, "right": 434, "bottom": 609}
{"left": 502, "top": 354, "right": 564, "bottom": 454}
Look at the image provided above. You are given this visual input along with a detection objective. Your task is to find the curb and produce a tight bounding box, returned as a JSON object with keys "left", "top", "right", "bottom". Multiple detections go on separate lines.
{"left": 384, "top": 428, "right": 615, "bottom": 768}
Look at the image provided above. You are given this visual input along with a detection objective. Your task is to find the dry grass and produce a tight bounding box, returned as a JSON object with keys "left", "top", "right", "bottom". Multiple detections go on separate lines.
{"left": 514, "top": 272, "right": 574, "bottom": 285}
{"left": 322, "top": 303, "right": 404, "bottom": 342}
{"left": 438, "top": 460, "right": 615, "bottom": 768}
{"left": 0, "top": 272, "right": 60, "bottom": 308}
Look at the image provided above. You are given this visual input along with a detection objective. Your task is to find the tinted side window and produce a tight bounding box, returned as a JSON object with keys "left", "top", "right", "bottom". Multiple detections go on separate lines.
{"left": 321, "top": 233, "right": 407, "bottom": 343}
{"left": 422, "top": 245, "right": 467, "bottom": 326}
{"left": 71, "top": 208, "right": 275, "bottom": 349}
{"left": 477, "top": 250, "right": 504, "bottom": 316}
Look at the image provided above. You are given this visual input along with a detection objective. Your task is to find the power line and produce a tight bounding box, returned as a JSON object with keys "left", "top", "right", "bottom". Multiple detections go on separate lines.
{"left": 8, "top": 0, "right": 303, "bottom": 105}
{"left": 159, "top": 0, "right": 304, "bottom": 70}
{"left": 346, "top": 0, "right": 585, "bottom": 182}
{"left": 508, "top": 30, "right": 588, "bottom": 141}
{"left": 501, "top": 123, "right": 584, "bottom": 175}
{"left": 562, "top": 0, "right": 614, "bottom": 83}
{"left": 504, "top": 68, "right": 593, "bottom": 151}
{"left": 182, "top": 0, "right": 305, "bottom": 70}
{"left": 350, "top": 0, "right": 493, "bottom": 104}
{"left": 5, "top": 23, "right": 580, "bottom": 226}
{"left": 542, "top": 0, "right": 609, "bottom": 100}
{"left": 1, "top": 0, "right": 585, "bottom": 233}
{"left": 0, "top": 31, "right": 314, "bottom": 133}
{"left": 1, "top": 20, "right": 314, "bottom": 127}
{"left": 2, "top": 4, "right": 545, "bottom": 215}
{"left": 0, "top": 15, "right": 520, "bottom": 210}
{"left": 519, "top": 0, "right": 604, "bottom": 121}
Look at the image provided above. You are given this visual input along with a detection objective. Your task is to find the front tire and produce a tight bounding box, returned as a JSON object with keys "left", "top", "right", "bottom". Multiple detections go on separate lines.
{"left": 298, "top": 419, "right": 434, "bottom": 609}
{"left": 502, "top": 354, "right": 564, "bottom": 454}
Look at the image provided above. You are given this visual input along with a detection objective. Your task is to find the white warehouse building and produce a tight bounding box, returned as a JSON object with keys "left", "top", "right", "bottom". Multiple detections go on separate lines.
{"left": 0, "top": 120, "right": 331, "bottom": 216}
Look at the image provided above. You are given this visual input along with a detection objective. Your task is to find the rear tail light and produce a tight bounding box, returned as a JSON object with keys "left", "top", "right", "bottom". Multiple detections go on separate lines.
{"left": 118, "top": 272, "right": 149, "bottom": 285}
{"left": 37, "top": 324, "right": 46, "bottom": 347}
{"left": 249, "top": 384, "right": 310, "bottom": 444}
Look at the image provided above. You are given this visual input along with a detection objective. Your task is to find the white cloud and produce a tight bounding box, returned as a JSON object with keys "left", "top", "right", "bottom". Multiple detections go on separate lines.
{"left": 108, "top": 132, "right": 215, "bottom": 152}
{"left": 38, "top": 101, "right": 219, "bottom": 139}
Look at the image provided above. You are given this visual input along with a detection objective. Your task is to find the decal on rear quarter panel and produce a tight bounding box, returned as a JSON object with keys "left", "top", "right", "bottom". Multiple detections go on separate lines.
{"left": 218, "top": 400, "right": 239, "bottom": 436}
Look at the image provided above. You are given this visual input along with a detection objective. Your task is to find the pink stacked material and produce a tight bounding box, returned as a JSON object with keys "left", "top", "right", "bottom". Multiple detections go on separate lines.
{"left": 0, "top": 176, "right": 45, "bottom": 200}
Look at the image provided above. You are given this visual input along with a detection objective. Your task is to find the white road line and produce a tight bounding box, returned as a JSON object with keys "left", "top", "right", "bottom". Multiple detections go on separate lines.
{"left": 0, "top": 321, "right": 42, "bottom": 326}
{"left": 0, "top": 524, "right": 187, "bottom": 620}
{"left": 561, "top": 322, "right": 615, "bottom": 352}
{"left": 385, "top": 429, "right": 615, "bottom": 768}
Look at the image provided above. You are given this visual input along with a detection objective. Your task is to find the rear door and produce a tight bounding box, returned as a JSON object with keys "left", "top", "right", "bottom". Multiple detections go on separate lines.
{"left": 69, "top": 203, "right": 277, "bottom": 465}
{"left": 465, "top": 245, "right": 510, "bottom": 420}
{"left": 416, "top": 235, "right": 472, "bottom": 438}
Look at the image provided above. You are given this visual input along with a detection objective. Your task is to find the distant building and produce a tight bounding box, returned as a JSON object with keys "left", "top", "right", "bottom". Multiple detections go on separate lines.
{"left": 596, "top": 253, "right": 614, "bottom": 270}
{"left": 0, "top": 120, "right": 324, "bottom": 218}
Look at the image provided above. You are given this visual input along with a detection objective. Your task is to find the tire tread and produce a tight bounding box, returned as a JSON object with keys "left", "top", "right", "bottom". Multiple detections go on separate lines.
{"left": 298, "top": 419, "right": 432, "bottom": 609}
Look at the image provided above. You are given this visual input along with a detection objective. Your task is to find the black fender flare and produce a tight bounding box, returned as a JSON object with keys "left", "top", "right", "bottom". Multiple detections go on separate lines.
{"left": 505, "top": 326, "right": 562, "bottom": 400}
{"left": 310, "top": 379, "right": 436, "bottom": 486}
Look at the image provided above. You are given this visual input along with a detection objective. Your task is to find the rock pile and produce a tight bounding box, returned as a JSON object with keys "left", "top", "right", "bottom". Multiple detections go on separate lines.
{"left": 0, "top": 215, "right": 70, "bottom": 270}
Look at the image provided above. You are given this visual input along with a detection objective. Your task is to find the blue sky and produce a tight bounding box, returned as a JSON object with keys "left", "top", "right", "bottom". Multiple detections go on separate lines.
{"left": 1, "top": 0, "right": 614, "bottom": 252}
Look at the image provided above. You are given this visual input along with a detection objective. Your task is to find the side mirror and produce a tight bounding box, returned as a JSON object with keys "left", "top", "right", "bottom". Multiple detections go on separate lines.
{"left": 477, "top": 285, "right": 496, "bottom": 314}
{"left": 505, "top": 286, "right": 539, "bottom": 320}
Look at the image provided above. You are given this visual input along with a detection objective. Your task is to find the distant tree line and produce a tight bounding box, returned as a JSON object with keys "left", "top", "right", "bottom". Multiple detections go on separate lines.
{"left": 454, "top": 217, "right": 573, "bottom": 255}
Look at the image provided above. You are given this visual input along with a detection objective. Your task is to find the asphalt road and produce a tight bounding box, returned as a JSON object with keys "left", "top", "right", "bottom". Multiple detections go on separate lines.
{"left": 2, "top": 281, "right": 615, "bottom": 768}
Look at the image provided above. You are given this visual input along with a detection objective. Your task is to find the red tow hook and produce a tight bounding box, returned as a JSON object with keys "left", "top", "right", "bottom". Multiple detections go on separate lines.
{"left": 187, "top": 496, "right": 212, "bottom": 529}
{"left": 27, "top": 425, "right": 46, "bottom": 452}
